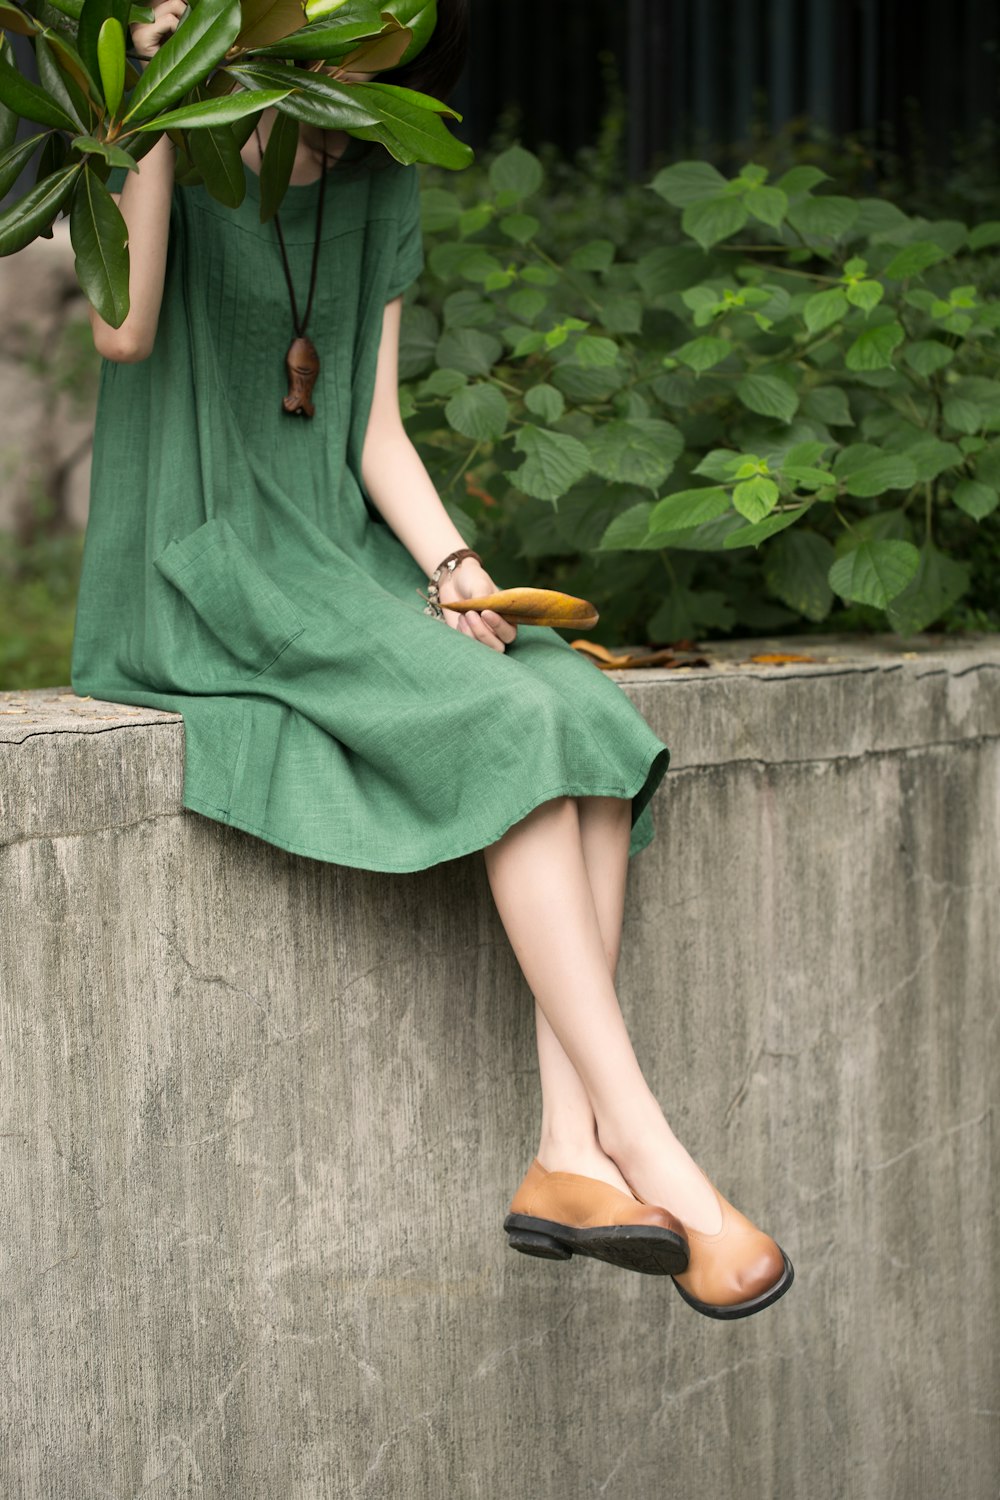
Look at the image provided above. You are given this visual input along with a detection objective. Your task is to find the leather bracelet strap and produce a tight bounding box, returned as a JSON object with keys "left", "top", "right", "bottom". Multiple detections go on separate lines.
{"left": 419, "top": 547, "right": 482, "bottom": 620}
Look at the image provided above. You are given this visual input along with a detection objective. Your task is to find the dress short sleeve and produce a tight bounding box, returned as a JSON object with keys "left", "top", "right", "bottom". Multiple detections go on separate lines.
{"left": 384, "top": 164, "right": 425, "bottom": 301}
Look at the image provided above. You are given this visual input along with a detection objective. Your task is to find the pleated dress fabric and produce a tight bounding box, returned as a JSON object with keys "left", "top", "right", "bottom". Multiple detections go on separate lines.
{"left": 70, "top": 143, "right": 672, "bottom": 872}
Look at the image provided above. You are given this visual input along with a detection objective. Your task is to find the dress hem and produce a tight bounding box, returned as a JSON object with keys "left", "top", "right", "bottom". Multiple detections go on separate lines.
{"left": 180, "top": 744, "right": 671, "bottom": 874}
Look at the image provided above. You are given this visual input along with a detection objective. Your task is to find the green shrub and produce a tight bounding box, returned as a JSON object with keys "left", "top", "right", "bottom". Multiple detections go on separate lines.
{"left": 403, "top": 145, "right": 1000, "bottom": 643}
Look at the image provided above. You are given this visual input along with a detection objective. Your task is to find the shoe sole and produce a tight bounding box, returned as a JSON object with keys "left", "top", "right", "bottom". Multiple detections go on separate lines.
{"left": 503, "top": 1212, "right": 689, "bottom": 1275}
{"left": 672, "top": 1249, "right": 795, "bottom": 1319}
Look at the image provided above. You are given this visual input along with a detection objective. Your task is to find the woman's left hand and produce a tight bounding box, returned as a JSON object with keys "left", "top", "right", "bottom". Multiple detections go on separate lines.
{"left": 437, "top": 559, "right": 518, "bottom": 653}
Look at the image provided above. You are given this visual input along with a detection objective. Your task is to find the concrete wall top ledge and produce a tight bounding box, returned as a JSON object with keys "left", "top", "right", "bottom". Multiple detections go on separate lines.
{"left": 2, "top": 631, "right": 999, "bottom": 846}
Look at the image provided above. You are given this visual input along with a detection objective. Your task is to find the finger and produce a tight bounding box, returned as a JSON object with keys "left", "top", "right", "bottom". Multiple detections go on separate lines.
{"left": 465, "top": 609, "right": 505, "bottom": 652}
{"left": 480, "top": 608, "right": 517, "bottom": 645}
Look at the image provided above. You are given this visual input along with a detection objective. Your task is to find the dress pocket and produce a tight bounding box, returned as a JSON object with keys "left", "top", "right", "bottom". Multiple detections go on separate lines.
{"left": 154, "top": 515, "right": 304, "bottom": 676}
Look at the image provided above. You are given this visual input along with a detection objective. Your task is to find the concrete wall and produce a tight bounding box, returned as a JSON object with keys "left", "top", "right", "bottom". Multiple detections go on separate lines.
{"left": 1, "top": 633, "right": 998, "bottom": 1499}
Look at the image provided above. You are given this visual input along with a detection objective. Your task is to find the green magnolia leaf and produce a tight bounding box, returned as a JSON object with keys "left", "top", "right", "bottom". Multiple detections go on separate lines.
{"left": 131, "top": 87, "right": 295, "bottom": 133}
{"left": 951, "top": 478, "right": 998, "bottom": 520}
{"left": 786, "top": 195, "right": 859, "bottom": 241}
{"left": 34, "top": 34, "right": 89, "bottom": 135}
{"left": 885, "top": 539, "right": 970, "bottom": 633}
{"left": 124, "top": 0, "right": 243, "bottom": 125}
{"left": 801, "top": 386, "right": 854, "bottom": 427}
{"left": 844, "top": 320, "right": 904, "bottom": 370}
{"left": 764, "top": 528, "right": 835, "bottom": 620}
{"left": 523, "top": 383, "right": 564, "bottom": 423}
{"left": 0, "top": 51, "right": 78, "bottom": 130}
{"left": 255, "top": 101, "right": 296, "bottom": 221}
{"left": 436, "top": 327, "right": 503, "bottom": 376}
{"left": 235, "top": 0, "right": 311, "bottom": 51}
{"left": 828, "top": 538, "right": 921, "bottom": 607}
{"left": 0, "top": 160, "right": 82, "bottom": 254}
{"left": 0, "top": 131, "right": 49, "bottom": 200}
{"left": 510, "top": 424, "right": 591, "bottom": 502}
{"left": 96, "top": 15, "right": 126, "bottom": 117}
{"left": 682, "top": 194, "right": 748, "bottom": 249}
{"left": 736, "top": 371, "right": 799, "bottom": 423}
{"left": 842, "top": 455, "right": 918, "bottom": 497}
{"left": 882, "top": 240, "right": 948, "bottom": 279}
{"left": 650, "top": 160, "right": 728, "bottom": 206}
{"left": 585, "top": 418, "right": 684, "bottom": 490}
{"left": 188, "top": 114, "right": 246, "bottom": 208}
{"left": 488, "top": 144, "right": 543, "bottom": 200}
{"left": 445, "top": 382, "right": 509, "bottom": 441}
{"left": 673, "top": 335, "right": 731, "bottom": 372}
{"left": 732, "top": 474, "right": 779, "bottom": 522}
{"left": 69, "top": 164, "right": 129, "bottom": 325}
{"left": 69, "top": 134, "right": 138, "bottom": 169}
{"left": 723, "top": 506, "right": 808, "bottom": 550}
{"left": 803, "top": 288, "right": 848, "bottom": 333}
{"left": 903, "top": 340, "right": 954, "bottom": 377}
{"left": 648, "top": 487, "right": 730, "bottom": 532}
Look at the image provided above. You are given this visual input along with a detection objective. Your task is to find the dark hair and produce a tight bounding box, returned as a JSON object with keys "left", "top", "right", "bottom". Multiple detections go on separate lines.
{"left": 299, "top": 0, "right": 470, "bottom": 178}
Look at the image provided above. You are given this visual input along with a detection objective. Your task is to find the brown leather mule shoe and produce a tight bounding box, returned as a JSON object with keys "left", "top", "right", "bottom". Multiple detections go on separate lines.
{"left": 504, "top": 1158, "right": 689, "bottom": 1275}
{"left": 670, "top": 1178, "right": 794, "bottom": 1319}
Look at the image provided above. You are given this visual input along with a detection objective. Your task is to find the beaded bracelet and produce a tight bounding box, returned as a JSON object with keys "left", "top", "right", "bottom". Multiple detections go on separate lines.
{"left": 418, "top": 547, "right": 482, "bottom": 619}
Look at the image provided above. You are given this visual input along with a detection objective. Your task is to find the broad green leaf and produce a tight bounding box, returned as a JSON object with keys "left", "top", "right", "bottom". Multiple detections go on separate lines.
{"left": 693, "top": 449, "right": 743, "bottom": 481}
{"left": 787, "top": 195, "right": 859, "bottom": 241}
{"left": 445, "top": 382, "right": 509, "bottom": 441}
{"left": 844, "top": 320, "right": 904, "bottom": 371}
{"left": 781, "top": 464, "right": 835, "bottom": 491}
{"left": 69, "top": 134, "right": 137, "bottom": 169}
{"left": 131, "top": 87, "right": 295, "bottom": 133}
{"left": 436, "top": 327, "right": 503, "bottom": 376}
{"left": 803, "top": 288, "right": 848, "bottom": 333}
{"left": 882, "top": 240, "right": 948, "bottom": 278}
{"left": 745, "top": 184, "right": 787, "bottom": 227}
{"left": 885, "top": 539, "right": 970, "bottom": 633}
{"left": 34, "top": 34, "right": 88, "bottom": 135}
{"left": 775, "top": 165, "right": 831, "bottom": 196}
{"left": 649, "top": 486, "right": 730, "bottom": 532}
{"left": 901, "top": 438, "right": 963, "bottom": 482}
{"left": 488, "top": 144, "right": 543, "bottom": 199}
{"left": 510, "top": 424, "right": 591, "bottom": 502}
{"left": 506, "top": 288, "right": 546, "bottom": 325}
{"left": 188, "top": 115, "right": 246, "bottom": 208}
{"left": 801, "top": 385, "right": 854, "bottom": 426}
{"left": 673, "top": 335, "right": 731, "bottom": 372}
{"left": 942, "top": 397, "right": 983, "bottom": 435}
{"left": 732, "top": 474, "right": 779, "bottom": 522}
{"left": 571, "top": 334, "right": 619, "bottom": 368}
{"left": 845, "top": 279, "right": 883, "bottom": 314}
{"left": 597, "top": 500, "right": 654, "bottom": 551}
{"left": 951, "top": 478, "right": 998, "bottom": 520}
{"left": 828, "top": 539, "right": 921, "bottom": 607}
{"left": 736, "top": 371, "right": 799, "bottom": 423}
{"left": 524, "top": 383, "right": 564, "bottom": 423}
{"left": 634, "top": 244, "right": 710, "bottom": 298}
{"left": 585, "top": 418, "right": 683, "bottom": 490}
{"left": 0, "top": 51, "right": 78, "bottom": 130}
{"left": 0, "top": 160, "right": 81, "bottom": 253}
{"left": 568, "top": 239, "right": 615, "bottom": 271}
{"left": 499, "top": 212, "right": 538, "bottom": 245}
{"left": 69, "top": 164, "right": 129, "bottom": 325}
{"left": 903, "top": 340, "right": 954, "bottom": 377}
{"left": 843, "top": 455, "right": 917, "bottom": 497}
{"left": 124, "top": 0, "right": 243, "bottom": 124}
{"left": 650, "top": 160, "right": 728, "bottom": 206}
{"left": 764, "top": 528, "right": 835, "bottom": 620}
{"left": 723, "top": 506, "right": 808, "bottom": 550}
{"left": 968, "top": 221, "right": 1000, "bottom": 252}
{"left": 682, "top": 194, "right": 748, "bottom": 249}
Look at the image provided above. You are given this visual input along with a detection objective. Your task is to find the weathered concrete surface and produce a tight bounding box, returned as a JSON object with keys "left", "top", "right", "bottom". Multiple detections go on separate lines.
{"left": 1, "top": 633, "right": 998, "bottom": 1499}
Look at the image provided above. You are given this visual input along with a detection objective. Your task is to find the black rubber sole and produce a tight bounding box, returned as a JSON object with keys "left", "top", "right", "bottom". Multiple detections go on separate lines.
{"left": 672, "top": 1249, "right": 795, "bottom": 1319}
{"left": 503, "top": 1212, "right": 689, "bottom": 1276}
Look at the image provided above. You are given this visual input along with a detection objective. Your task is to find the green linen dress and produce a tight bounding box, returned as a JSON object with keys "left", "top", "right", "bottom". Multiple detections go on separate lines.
{"left": 70, "top": 143, "right": 672, "bottom": 872}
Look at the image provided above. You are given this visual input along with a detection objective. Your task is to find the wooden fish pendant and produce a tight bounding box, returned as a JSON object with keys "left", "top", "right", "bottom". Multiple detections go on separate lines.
{"left": 282, "top": 334, "right": 320, "bottom": 418}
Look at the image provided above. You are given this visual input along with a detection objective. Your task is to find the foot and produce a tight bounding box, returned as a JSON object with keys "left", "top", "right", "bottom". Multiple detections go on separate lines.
{"left": 535, "top": 1138, "right": 636, "bottom": 1197}
{"left": 599, "top": 1115, "right": 725, "bottom": 1236}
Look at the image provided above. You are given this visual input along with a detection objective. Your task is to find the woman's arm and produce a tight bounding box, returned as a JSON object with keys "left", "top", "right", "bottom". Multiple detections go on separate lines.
{"left": 88, "top": 2, "right": 185, "bottom": 362}
{"left": 360, "top": 296, "right": 517, "bottom": 653}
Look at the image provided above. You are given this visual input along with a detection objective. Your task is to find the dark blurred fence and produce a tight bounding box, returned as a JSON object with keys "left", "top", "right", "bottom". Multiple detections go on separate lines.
{"left": 453, "top": 0, "right": 999, "bottom": 180}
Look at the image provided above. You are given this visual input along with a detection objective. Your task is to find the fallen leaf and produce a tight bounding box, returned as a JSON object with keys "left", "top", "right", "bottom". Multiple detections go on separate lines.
{"left": 746, "top": 652, "right": 819, "bottom": 664}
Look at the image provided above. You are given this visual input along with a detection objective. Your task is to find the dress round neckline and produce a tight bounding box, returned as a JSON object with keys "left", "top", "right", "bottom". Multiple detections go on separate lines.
{"left": 242, "top": 134, "right": 363, "bottom": 196}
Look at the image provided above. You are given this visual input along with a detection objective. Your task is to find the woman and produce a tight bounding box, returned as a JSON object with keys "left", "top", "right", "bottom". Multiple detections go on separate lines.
{"left": 76, "top": 0, "right": 792, "bottom": 1320}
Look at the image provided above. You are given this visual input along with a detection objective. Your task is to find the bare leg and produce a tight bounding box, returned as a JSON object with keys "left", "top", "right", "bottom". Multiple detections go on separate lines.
{"left": 482, "top": 794, "right": 722, "bottom": 1234}
{"left": 532, "top": 795, "right": 633, "bottom": 1193}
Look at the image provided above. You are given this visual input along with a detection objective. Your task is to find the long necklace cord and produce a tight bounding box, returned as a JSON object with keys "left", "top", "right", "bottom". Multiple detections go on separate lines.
{"left": 253, "top": 121, "right": 328, "bottom": 335}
